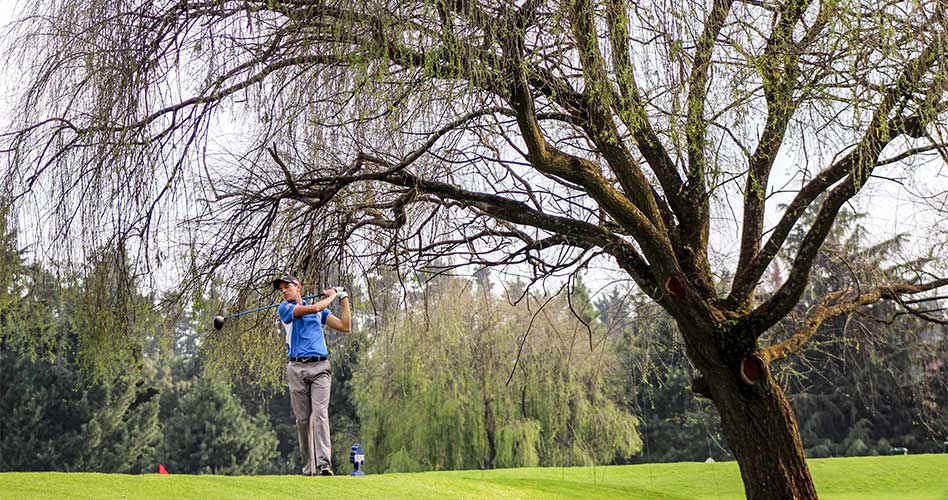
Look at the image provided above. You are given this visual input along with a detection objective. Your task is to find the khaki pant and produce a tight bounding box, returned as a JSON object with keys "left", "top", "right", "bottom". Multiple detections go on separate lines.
{"left": 287, "top": 360, "right": 332, "bottom": 474}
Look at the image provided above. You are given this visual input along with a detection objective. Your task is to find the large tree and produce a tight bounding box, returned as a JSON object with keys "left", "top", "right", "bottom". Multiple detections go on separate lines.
{"left": 4, "top": 0, "right": 948, "bottom": 497}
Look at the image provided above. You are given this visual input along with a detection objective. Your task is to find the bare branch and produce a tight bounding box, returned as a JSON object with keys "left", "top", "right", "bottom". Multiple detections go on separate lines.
{"left": 734, "top": 35, "right": 948, "bottom": 321}
{"left": 762, "top": 278, "right": 948, "bottom": 363}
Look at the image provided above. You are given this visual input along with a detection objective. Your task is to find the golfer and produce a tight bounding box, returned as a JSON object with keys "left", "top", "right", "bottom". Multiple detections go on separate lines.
{"left": 273, "top": 275, "right": 351, "bottom": 476}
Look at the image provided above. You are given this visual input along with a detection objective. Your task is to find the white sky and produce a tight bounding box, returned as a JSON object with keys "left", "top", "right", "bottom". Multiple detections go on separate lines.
{"left": 1, "top": 1, "right": 20, "bottom": 154}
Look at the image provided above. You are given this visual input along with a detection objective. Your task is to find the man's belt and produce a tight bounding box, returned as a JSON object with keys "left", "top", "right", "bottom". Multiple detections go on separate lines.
{"left": 289, "top": 356, "right": 329, "bottom": 363}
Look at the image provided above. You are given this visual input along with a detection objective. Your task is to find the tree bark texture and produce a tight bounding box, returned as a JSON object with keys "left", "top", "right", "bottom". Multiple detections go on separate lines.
{"left": 712, "top": 372, "right": 817, "bottom": 499}
{"left": 674, "top": 312, "right": 818, "bottom": 499}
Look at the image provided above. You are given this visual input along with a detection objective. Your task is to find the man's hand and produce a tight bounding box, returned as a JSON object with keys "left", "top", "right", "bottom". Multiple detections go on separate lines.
{"left": 326, "top": 286, "right": 352, "bottom": 332}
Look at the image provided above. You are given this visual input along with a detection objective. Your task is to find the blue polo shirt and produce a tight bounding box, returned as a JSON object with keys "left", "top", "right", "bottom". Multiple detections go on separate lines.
{"left": 277, "top": 300, "right": 332, "bottom": 357}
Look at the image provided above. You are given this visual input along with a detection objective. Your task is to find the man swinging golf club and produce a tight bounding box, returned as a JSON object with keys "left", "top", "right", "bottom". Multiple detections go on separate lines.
{"left": 273, "top": 275, "right": 351, "bottom": 477}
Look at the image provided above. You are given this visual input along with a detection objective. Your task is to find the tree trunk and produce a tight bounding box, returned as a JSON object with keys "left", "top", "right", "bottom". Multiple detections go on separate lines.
{"left": 484, "top": 395, "right": 497, "bottom": 468}
{"left": 708, "top": 366, "right": 818, "bottom": 499}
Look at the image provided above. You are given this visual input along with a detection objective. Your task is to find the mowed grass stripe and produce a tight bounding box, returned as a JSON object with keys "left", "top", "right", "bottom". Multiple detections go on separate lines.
{"left": 1, "top": 454, "right": 945, "bottom": 499}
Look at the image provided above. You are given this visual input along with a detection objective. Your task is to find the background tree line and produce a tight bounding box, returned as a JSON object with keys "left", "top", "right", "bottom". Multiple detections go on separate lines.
{"left": 1, "top": 205, "right": 945, "bottom": 474}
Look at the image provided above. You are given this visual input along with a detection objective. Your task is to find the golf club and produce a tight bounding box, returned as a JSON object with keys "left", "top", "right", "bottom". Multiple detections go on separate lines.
{"left": 212, "top": 287, "right": 345, "bottom": 330}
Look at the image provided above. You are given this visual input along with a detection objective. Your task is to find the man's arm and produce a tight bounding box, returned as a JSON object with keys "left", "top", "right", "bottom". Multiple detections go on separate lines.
{"left": 292, "top": 289, "right": 337, "bottom": 318}
{"left": 326, "top": 295, "right": 351, "bottom": 333}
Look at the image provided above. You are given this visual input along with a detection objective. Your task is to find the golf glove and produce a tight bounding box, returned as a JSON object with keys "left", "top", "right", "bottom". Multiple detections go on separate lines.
{"left": 333, "top": 286, "right": 346, "bottom": 293}
{"left": 336, "top": 291, "right": 349, "bottom": 300}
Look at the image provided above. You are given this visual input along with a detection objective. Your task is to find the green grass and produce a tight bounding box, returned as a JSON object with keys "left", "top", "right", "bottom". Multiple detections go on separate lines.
{"left": 2, "top": 455, "right": 946, "bottom": 499}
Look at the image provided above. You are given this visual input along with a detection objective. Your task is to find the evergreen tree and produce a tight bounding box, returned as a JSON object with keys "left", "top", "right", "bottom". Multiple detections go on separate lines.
{"left": 609, "top": 292, "right": 729, "bottom": 463}
{"left": 1, "top": 351, "right": 88, "bottom": 471}
{"left": 770, "top": 205, "right": 948, "bottom": 456}
{"left": 0, "top": 212, "right": 163, "bottom": 473}
{"left": 159, "top": 371, "right": 278, "bottom": 475}
{"left": 0, "top": 287, "right": 162, "bottom": 473}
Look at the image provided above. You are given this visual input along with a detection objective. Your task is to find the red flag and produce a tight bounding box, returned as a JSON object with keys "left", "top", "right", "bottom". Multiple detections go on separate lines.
{"left": 158, "top": 464, "right": 169, "bottom": 475}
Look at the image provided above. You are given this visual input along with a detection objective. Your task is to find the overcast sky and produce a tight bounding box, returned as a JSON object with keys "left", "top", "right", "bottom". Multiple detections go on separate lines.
{"left": 1, "top": 1, "right": 17, "bottom": 121}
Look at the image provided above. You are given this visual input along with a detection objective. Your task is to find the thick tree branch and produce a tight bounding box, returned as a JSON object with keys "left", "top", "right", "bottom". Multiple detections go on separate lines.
{"left": 499, "top": 20, "right": 679, "bottom": 280}
{"left": 568, "top": 0, "right": 667, "bottom": 234}
{"left": 282, "top": 144, "right": 660, "bottom": 292}
{"left": 684, "top": 0, "right": 733, "bottom": 210}
{"left": 605, "top": 0, "right": 689, "bottom": 227}
{"left": 733, "top": 0, "right": 820, "bottom": 306}
{"left": 732, "top": 38, "right": 948, "bottom": 319}
{"left": 761, "top": 278, "right": 948, "bottom": 363}
{"left": 376, "top": 169, "right": 659, "bottom": 292}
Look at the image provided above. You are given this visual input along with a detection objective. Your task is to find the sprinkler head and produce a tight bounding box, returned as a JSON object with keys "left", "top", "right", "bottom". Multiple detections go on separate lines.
{"left": 213, "top": 316, "right": 226, "bottom": 330}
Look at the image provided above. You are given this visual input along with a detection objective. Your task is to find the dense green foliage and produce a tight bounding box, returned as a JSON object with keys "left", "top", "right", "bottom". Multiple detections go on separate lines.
{"left": 158, "top": 374, "right": 278, "bottom": 474}
{"left": 0, "top": 210, "right": 280, "bottom": 475}
{"left": 610, "top": 287, "right": 948, "bottom": 462}
{"left": 0, "top": 352, "right": 162, "bottom": 473}
{"left": 2, "top": 455, "right": 946, "bottom": 499}
{"left": 607, "top": 293, "right": 728, "bottom": 463}
{"left": 0, "top": 207, "right": 162, "bottom": 473}
{"left": 772, "top": 208, "right": 948, "bottom": 457}
{"left": 353, "top": 277, "right": 641, "bottom": 472}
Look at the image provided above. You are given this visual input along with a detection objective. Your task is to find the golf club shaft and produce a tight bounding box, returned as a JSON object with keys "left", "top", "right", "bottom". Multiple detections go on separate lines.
{"left": 223, "top": 292, "right": 328, "bottom": 320}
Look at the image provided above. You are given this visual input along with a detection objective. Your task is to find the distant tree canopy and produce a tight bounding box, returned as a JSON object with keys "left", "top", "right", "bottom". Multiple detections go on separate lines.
{"left": 770, "top": 206, "right": 948, "bottom": 457}
{"left": 4, "top": 1, "right": 948, "bottom": 497}
{"left": 354, "top": 276, "right": 641, "bottom": 472}
{"left": 0, "top": 209, "right": 278, "bottom": 475}
{"left": 0, "top": 215, "right": 162, "bottom": 472}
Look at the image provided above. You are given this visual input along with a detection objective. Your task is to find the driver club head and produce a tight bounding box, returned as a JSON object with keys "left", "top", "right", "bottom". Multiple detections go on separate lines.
{"left": 213, "top": 316, "right": 226, "bottom": 330}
